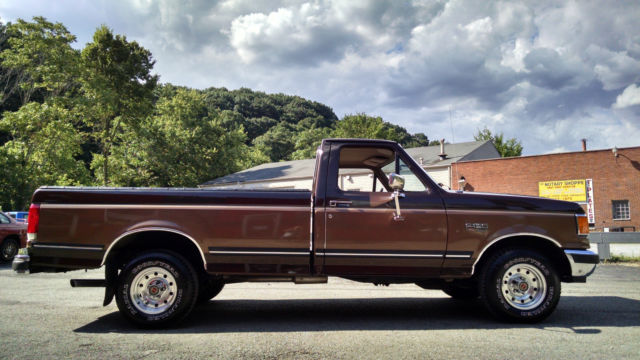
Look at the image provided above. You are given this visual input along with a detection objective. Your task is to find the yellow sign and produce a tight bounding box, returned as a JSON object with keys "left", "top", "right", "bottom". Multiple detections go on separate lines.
{"left": 538, "top": 179, "right": 586, "bottom": 202}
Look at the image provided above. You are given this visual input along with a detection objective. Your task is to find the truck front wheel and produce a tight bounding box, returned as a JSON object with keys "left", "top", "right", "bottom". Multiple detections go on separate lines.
{"left": 479, "top": 249, "right": 560, "bottom": 322}
{"left": 115, "top": 250, "right": 198, "bottom": 327}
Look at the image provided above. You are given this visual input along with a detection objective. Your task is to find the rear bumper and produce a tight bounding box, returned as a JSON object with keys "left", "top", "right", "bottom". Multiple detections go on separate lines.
{"left": 12, "top": 249, "right": 30, "bottom": 273}
{"left": 564, "top": 249, "right": 599, "bottom": 282}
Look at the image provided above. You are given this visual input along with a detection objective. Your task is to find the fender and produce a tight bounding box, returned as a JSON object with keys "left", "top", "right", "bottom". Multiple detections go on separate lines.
{"left": 470, "top": 232, "right": 562, "bottom": 275}
{"left": 100, "top": 227, "right": 207, "bottom": 270}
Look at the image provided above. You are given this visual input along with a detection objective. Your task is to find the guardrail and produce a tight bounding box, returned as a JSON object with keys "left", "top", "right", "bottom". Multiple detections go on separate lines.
{"left": 588, "top": 232, "right": 640, "bottom": 260}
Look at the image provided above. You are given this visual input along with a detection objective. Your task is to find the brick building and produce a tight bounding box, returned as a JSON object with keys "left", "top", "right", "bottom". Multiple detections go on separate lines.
{"left": 452, "top": 144, "right": 640, "bottom": 232}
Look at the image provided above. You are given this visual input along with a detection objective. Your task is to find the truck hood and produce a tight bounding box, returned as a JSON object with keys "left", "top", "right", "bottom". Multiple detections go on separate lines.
{"left": 441, "top": 190, "right": 585, "bottom": 214}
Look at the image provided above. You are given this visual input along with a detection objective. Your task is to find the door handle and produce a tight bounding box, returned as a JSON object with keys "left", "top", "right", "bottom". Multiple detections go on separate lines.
{"left": 329, "top": 200, "right": 352, "bottom": 207}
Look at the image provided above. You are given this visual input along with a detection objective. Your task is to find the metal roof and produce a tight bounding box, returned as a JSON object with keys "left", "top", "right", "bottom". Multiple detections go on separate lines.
{"left": 201, "top": 140, "right": 498, "bottom": 186}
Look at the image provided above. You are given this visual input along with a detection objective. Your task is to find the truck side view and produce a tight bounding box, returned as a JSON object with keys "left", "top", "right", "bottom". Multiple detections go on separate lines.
{"left": 13, "top": 138, "right": 598, "bottom": 327}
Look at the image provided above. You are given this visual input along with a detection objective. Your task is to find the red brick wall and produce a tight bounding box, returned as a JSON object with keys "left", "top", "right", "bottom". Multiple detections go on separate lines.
{"left": 452, "top": 146, "right": 640, "bottom": 232}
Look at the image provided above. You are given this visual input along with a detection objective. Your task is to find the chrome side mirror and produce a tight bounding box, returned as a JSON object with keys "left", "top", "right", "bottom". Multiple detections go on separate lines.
{"left": 388, "top": 173, "right": 405, "bottom": 221}
{"left": 388, "top": 173, "right": 405, "bottom": 191}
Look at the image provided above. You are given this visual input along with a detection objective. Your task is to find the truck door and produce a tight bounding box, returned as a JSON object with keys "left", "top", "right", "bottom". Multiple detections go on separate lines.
{"left": 321, "top": 143, "right": 447, "bottom": 276}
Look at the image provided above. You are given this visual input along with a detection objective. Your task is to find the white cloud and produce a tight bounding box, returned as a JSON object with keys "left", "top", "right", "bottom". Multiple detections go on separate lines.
{"left": 613, "top": 84, "right": 640, "bottom": 109}
{"left": 1, "top": 0, "right": 639, "bottom": 155}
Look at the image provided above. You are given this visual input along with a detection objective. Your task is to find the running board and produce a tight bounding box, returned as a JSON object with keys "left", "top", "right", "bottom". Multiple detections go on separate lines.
{"left": 70, "top": 279, "right": 106, "bottom": 287}
{"left": 224, "top": 276, "right": 328, "bottom": 284}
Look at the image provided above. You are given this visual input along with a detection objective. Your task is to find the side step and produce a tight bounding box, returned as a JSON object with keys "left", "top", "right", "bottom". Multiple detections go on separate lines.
{"left": 70, "top": 279, "right": 106, "bottom": 287}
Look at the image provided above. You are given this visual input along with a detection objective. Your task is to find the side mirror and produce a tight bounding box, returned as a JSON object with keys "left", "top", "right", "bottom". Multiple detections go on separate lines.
{"left": 388, "top": 173, "right": 405, "bottom": 221}
{"left": 388, "top": 173, "right": 405, "bottom": 191}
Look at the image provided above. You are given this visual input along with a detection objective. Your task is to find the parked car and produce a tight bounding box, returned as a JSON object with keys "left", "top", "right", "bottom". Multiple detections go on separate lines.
{"left": 7, "top": 211, "right": 29, "bottom": 223}
{"left": 0, "top": 211, "right": 27, "bottom": 262}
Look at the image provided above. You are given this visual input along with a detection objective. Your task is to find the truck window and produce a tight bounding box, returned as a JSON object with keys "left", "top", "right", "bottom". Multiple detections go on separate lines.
{"left": 382, "top": 157, "right": 427, "bottom": 192}
{"left": 0, "top": 213, "right": 10, "bottom": 224}
{"left": 337, "top": 146, "right": 426, "bottom": 193}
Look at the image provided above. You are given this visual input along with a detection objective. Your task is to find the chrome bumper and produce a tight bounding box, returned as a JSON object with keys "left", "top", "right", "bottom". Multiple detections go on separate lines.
{"left": 564, "top": 249, "right": 599, "bottom": 279}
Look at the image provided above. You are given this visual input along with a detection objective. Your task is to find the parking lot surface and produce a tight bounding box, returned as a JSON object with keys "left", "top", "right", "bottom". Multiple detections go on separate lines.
{"left": 1, "top": 263, "right": 639, "bottom": 359}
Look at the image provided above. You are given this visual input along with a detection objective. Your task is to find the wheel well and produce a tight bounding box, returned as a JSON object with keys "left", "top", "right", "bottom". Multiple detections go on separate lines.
{"left": 103, "top": 231, "right": 206, "bottom": 274}
{"left": 473, "top": 236, "right": 572, "bottom": 281}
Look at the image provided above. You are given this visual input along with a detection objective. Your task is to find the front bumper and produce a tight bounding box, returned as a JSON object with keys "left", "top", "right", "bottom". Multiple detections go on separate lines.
{"left": 564, "top": 249, "right": 599, "bottom": 282}
{"left": 12, "top": 248, "right": 30, "bottom": 273}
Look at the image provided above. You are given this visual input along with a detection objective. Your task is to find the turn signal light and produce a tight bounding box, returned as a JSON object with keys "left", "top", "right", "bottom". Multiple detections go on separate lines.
{"left": 576, "top": 214, "right": 589, "bottom": 235}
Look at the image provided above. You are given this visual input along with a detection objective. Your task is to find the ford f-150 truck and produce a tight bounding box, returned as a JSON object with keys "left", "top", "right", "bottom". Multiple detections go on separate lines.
{"left": 13, "top": 138, "right": 598, "bottom": 327}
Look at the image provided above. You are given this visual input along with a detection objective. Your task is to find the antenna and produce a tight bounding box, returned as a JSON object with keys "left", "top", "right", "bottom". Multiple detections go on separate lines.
{"left": 449, "top": 105, "right": 460, "bottom": 190}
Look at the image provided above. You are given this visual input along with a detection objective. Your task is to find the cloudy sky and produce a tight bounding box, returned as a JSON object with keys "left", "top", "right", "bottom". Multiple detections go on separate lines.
{"left": 2, "top": 0, "right": 639, "bottom": 155}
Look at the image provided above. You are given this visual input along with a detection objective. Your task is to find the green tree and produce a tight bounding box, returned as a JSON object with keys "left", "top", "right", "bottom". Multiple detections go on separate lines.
{"left": 0, "top": 100, "right": 89, "bottom": 210}
{"left": 332, "top": 113, "right": 404, "bottom": 142}
{"left": 253, "top": 122, "right": 296, "bottom": 162}
{"left": 0, "top": 17, "right": 79, "bottom": 106}
{"left": 80, "top": 25, "right": 157, "bottom": 185}
{"left": 107, "top": 89, "right": 266, "bottom": 187}
{"left": 474, "top": 127, "right": 523, "bottom": 157}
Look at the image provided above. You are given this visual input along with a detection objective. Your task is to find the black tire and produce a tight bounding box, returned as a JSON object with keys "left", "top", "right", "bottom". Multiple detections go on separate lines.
{"left": 479, "top": 249, "right": 561, "bottom": 323}
{"left": 197, "top": 275, "right": 225, "bottom": 304}
{"left": 442, "top": 281, "right": 479, "bottom": 300}
{"left": 115, "top": 250, "right": 198, "bottom": 327}
{"left": 0, "top": 237, "right": 19, "bottom": 262}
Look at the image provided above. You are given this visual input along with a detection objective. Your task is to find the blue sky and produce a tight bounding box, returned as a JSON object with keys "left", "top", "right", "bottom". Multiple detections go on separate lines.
{"left": 2, "top": 0, "right": 639, "bottom": 155}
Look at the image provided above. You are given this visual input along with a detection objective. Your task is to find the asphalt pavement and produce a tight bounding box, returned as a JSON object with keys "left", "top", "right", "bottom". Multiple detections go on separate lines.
{"left": 0, "top": 263, "right": 639, "bottom": 359}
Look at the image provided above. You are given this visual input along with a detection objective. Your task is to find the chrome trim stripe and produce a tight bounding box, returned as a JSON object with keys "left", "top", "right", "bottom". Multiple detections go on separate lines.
{"left": 320, "top": 252, "right": 443, "bottom": 258}
{"left": 446, "top": 209, "right": 574, "bottom": 217}
{"left": 445, "top": 254, "right": 472, "bottom": 259}
{"left": 209, "top": 250, "right": 308, "bottom": 256}
{"left": 326, "top": 208, "right": 445, "bottom": 214}
{"left": 40, "top": 204, "right": 308, "bottom": 211}
{"left": 470, "top": 232, "right": 563, "bottom": 275}
{"left": 33, "top": 244, "right": 103, "bottom": 251}
{"left": 101, "top": 227, "right": 207, "bottom": 270}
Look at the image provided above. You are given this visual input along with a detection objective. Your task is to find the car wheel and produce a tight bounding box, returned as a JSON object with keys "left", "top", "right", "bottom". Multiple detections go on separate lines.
{"left": 479, "top": 249, "right": 561, "bottom": 322}
{"left": 115, "top": 250, "right": 198, "bottom": 327}
{"left": 197, "top": 275, "right": 225, "bottom": 304}
{"left": 0, "top": 238, "right": 19, "bottom": 262}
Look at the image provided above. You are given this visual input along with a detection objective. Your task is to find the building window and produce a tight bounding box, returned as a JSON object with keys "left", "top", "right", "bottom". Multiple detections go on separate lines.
{"left": 612, "top": 200, "right": 630, "bottom": 220}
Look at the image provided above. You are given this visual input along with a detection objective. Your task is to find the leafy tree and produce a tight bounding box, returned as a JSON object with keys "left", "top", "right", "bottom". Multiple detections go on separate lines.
{"left": 253, "top": 122, "right": 296, "bottom": 162}
{"left": 106, "top": 89, "right": 266, "bottom": 187}
{"left": 80, "top": 25, "right": 157, "bottom": 185}
{"left": 332, "top": 113, "right": 403, "bottom": 141}
{"left": 0, "top": 17, "right": 79, "bottom": 107}
{"left": 0, "top": 100, "right": 89, "bottom": 210}
{"left": 474, "top": 127, "right": 523, "bottom": 157}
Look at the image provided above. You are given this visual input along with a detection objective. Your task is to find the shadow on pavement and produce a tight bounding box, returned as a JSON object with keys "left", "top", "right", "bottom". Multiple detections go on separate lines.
{"left": 74, "top": 295, "right": 639, "bottom": 334}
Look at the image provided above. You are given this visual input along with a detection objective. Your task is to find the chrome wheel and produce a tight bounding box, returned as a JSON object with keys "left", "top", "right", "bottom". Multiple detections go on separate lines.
{"left": 501, "top": 263, "right": 547, "bottom": 310}
{"left": 130, "top": 266, "right": 178, "bottom": 315}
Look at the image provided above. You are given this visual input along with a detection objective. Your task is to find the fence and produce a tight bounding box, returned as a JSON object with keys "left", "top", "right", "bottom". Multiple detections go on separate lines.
{"left": 588, "top": 232, "right": 640, "bottom": 260}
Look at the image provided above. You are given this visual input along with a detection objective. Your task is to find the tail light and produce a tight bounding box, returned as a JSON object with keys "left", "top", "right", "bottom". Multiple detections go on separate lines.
{"left": 576, "top": 214, "right": 589, "bottom": 235}
{"left": 26, "top": 203, "right": 40, "bottom": 244}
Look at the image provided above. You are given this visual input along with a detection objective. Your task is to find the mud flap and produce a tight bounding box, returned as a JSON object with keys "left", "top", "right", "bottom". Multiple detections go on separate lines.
{"left": 103, "top": 263, "right": 118, "bottom": 306}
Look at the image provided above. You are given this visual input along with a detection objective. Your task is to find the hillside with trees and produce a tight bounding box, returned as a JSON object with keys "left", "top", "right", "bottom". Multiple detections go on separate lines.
{"left": 0, "top": 17, "right": 432, "bottom": 210}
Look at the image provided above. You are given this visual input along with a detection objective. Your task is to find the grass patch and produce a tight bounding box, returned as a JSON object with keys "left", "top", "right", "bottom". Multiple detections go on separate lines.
{"left": 604, "top": 255, "right": 640, "bottom": 263}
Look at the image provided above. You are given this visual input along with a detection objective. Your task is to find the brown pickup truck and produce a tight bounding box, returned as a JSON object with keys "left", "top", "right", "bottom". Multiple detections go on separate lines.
{"left": 13, "top": 138, "right": 598, "bottom": 327}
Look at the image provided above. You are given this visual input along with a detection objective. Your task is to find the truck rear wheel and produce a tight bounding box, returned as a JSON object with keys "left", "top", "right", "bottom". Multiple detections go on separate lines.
{"left": 115, "top": 250, "right": 198, "bottom": 327}
{"left": 479, "top": 249, "right": 560, "bottom": 322}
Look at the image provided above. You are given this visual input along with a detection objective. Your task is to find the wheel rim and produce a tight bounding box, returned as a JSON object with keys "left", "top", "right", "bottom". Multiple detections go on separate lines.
{"left": 501, "top": 263, "right": 547, "bottom": 310}
{"left": 129, "top": 266, "right": 178, "bottom": 315}
{"left": 2, "top": 240, "right": 18, "bottom": 259}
